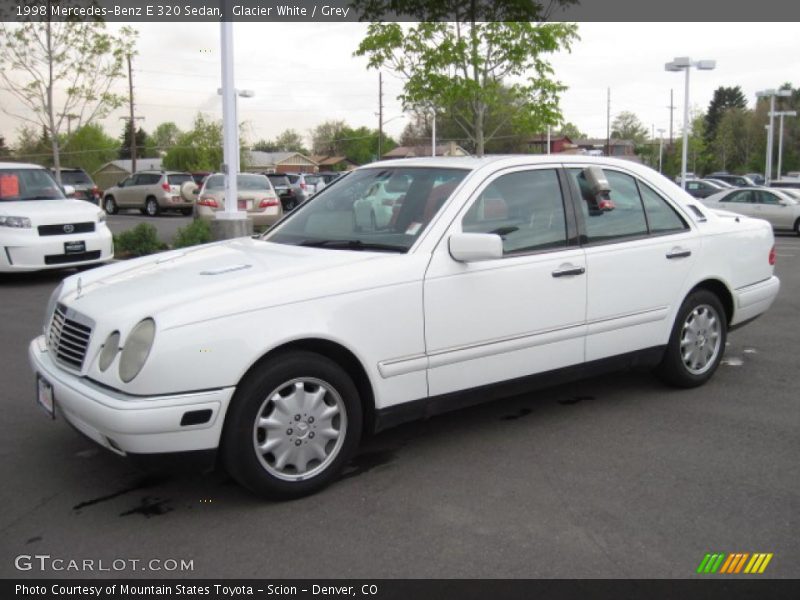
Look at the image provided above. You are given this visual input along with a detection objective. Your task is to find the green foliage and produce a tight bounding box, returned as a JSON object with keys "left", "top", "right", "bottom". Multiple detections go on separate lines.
{"left": 704, "top": 86, "right": 747, "bottom": 147}
{"left": 12, "top": 125, "right": 52, "bottom": 165}
{"left": 119, "top": 121, "right": 155, "bottom": 160}
{"left": 0, "top": 20, "right": 137, "bottom": 181}
{"left": 172, "top": 219, "right": 213, "bottom": 249}
{"left": 59, "top": 124, "right": 119, "bottom": 174}
{"left": 611, "top": 111, "right": 648, "bottom": 145}
{"left": 0, "top": 135, "right": 10, "bottom": 158}
{"left": 151, "top": 122, "right": 182, "bottom": 153}
{"left": 311, "top": 120, "right": 396, "bottom": 163}
{"left": 558, "top": 122, "right": 586, "bottom": 140}
{"left": 113, "top": 223, "right": 167, "bottom": 257}
{"left": 254, "top": 129, "right": 309, "bottom": 155}
{"left": 162, "top": 113, "right": 223, "bottom": 172}
{"left": 355, "top": 16, "right": 578, "bottom": 156}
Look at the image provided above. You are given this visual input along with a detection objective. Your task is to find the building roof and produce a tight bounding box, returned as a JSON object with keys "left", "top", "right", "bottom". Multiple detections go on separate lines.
{"left": 310, "top": 155, "right": 355, "bottom": 166}
{"left": 100, "top": 158, "right": 163, "bottom": 173}
{"left": 574, "top": 138, "right": 635, "bottom": 148}
{"left": 247, "top": 151, "right": 316, "bottom": 168}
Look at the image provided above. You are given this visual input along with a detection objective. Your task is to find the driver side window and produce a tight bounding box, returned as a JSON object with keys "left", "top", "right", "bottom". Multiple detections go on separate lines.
{"left": 462, "top": 169, "right": 568, "bottom": 255}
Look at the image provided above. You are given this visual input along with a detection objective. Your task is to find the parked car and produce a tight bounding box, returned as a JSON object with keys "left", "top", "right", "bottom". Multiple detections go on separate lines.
{"left": 195, "top": 173, "right": 283, "bottom": 228}
{"left": 303, "top": 174, "right": 327, "bottom": 195}
{"left": 265, "top": 173, "right": 302, "bottom": 212}
{"left": 674, "top": 172, "right": 697, "bottom": 184}
{"left": 708, "top": 173, "right": 759, "bottom": 187}
{"left": 1, "top": 162, "right": 112, "bottom": 271}
{"left": 102, "top": 170, "right": 194, "bottom": 216}
{"left": 191, "top": 172, "right": 210, "bottom": 186}
{"left": 52, "top": 168, "right": 101, "bottom": 205}
{"left": 353, "top": 175, "right": 410, "bottom": 230}
{"left": 285, "top": 173, "right": 317, "bottom": 197}
{"left": 702, "top": 178, "right": 735, "bottom": 189}
{"left": 683, "top": 179, "right": 726, "bottom": 199}
{"left": 701, "top": 187, "right": 800, "bottom": 235}
{"left": 770, "top": 179, "right": 800, "bottom": 190}
{"left": 744, "top": 173, "right": 766, "bottom": 186}
{"left": 29, "top": 156, "right": 780, "bottom": 499}
{"left": 317, "top": 171, "right": 343, "bottom": 185}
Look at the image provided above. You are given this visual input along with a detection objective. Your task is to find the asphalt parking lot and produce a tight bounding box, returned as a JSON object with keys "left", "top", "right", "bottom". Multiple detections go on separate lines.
{"left": 0, "top": 233, "right": 798, "bottom": 579}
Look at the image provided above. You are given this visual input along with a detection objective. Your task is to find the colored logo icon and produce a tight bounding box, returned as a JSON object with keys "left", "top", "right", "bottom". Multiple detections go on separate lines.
{"left": 697, "top": 553, "right": 773, "bottom": 574}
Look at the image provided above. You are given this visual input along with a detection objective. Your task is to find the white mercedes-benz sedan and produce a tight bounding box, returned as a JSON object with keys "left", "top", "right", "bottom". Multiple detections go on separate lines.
{"left": 29, "top": 156, "right": 780, "bottom": 498}
{"left": 1, "top": 162, "right": 113, "bottom": 272}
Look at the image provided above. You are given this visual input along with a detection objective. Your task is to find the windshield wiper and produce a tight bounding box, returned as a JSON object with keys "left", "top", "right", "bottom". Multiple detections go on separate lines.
{"left": 298, "top": 239, "right": 405, "bottom": 253}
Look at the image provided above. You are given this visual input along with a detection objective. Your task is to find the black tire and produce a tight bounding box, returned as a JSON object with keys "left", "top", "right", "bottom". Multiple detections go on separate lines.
{"left": 655, "top": 289, "right": 727, "bottom": 388}
{"left": 221, "top": 351, "right": 362, "bottom": 500}
{"left": 145, "top": 197, "right": 160, "bottom": 217}
{"left": 103, "top": 196, "right": 118, "bottom": 215}
{"left": 794, "top": 217, "right": 800, "bottom": 236}
{"left": 180, "top": 207, "right": 193, "bottom": 216}
{"left": 283, "top": 197, "right": 297, "bottom": 212}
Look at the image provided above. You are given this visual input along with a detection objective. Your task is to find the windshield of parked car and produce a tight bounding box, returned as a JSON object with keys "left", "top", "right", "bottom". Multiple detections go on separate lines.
{"left": 58, "top": 171, "right": 92, "bottom": 185}
{"left": 264, "top": 167, "right": 469, "bottom": 252}
{"left": 0, "top": 168, "right": 66, "bottom": 201}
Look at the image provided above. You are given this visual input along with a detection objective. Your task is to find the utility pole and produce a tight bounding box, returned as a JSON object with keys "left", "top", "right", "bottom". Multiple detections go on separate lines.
{"left": 127, "top": 53, "right": 137, "bottom": 173}
{"left": 606, "top": 87, "right": 610, "bottom": 156}
{"left": 378, "top": 72, "right": 383, "bottom": 159}
{"left": 59, "top": 113, "right": 79, "bottom": 136}
{"left": 668, "top": 89, "right": 675, "bottom": 145}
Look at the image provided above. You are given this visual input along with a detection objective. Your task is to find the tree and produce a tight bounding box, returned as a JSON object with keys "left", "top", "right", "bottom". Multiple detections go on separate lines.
{"left": 0, "top": 135, "right": 11, "bottom": 158}
{"left": 558, "top": 122, "right": 586, "bottom": 140}
{"left": 60, "top": 123, "right": 119, "bottom": 174}
{"left": 151, "top": 122, "right": 182, "bottom": 154}
{"left": 704, "top": 86, "right": 747, "bottom": 148}
{"left": 12, "top": 125, "right": 52, "bottom": 165}
{"left": 0, "top": 18, "right": 136, "bottom": 182}
{"left": 253, "top": 129, "right": 309, "bottom": 155}
{"left": 355, "top": 5, "right": 578, "bottom": 156}
{"left": 119, "top": 121, "right": 152, "bottom": 160}
{"left": 162, "top": 114, "right": 224, "bottom": 172}
{"left": 610, "top": 111, "right": 648, "bottom": 145}
{"left": 310, "top": 120, "right": 350, "bottom": 155}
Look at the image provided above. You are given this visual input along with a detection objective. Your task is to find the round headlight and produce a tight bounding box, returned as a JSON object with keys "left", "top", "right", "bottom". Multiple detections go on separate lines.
{"left": 98, "top": 331, "right": 121, "bottom": 372}
{"left": 119, "top": 319, "right": 156, "bottom": 383}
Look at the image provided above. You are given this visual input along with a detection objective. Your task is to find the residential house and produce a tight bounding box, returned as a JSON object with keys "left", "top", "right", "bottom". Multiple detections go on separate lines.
{"left": 382, "top": 142, "right": 469, "bottom": 159}
{"left": 245, "top": 151, "right": 317, "bottom": 174}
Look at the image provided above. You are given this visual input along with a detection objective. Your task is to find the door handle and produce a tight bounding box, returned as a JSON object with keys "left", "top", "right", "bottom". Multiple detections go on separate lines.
{"left": 552, "top": 266, "right": 586, "bottom": 278}
{"left": 666, "top": 249, "right": 692, "bottom": 259}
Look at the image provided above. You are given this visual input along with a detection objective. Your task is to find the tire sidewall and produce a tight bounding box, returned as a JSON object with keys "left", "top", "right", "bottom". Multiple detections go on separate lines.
{"left": 145, "top": 197, "right": 159, "bottom": 216}
{"left": 104, "top": 196, "right": 117, "bottom": 214}
{"left": 222, "top": 351, "right": 363, "bottom": 499}
{"left": 661, "top": 290, "right": 727, "bottom": 387}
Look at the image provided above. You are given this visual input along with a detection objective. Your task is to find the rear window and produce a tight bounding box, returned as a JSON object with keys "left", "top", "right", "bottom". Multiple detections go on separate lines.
{"left": 168, "top": 174, "right": 192, "bottom": 185}
{"left": 59, "top": 171, "right": 92, "bottom": 185}
{"left": 267, "top": 175, "right": 289, "bottom": 185}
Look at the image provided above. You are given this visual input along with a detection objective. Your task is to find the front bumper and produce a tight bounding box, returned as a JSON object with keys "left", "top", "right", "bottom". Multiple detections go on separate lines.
{"left": 29, "top": 336, "right": 235, "bottom": 455}
{"left": 1, "top": 227, "right": 112, "bottom": 272}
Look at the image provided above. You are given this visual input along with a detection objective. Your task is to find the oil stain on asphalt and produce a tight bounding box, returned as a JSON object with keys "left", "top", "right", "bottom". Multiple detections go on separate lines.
{"left": 119, "top": 496, "right": 174, "bottom": 518}
{"left": 73, "top": 475, "right": 167, "bottom": 512}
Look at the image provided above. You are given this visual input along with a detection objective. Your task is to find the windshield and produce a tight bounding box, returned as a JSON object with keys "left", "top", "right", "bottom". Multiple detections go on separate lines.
{"left": 0, "top": 168, "right": 66, "bottom": 201}
{"left": 264, "top": 167, "right": 468, "bottom": 252}
{"left": 204, "top": 174, "right": 272, "bottom": 191}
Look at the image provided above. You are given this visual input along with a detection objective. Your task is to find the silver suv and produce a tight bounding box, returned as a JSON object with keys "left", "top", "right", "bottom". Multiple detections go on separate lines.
{"left": 103, "top": 170, "right": 194, "bottom": 216}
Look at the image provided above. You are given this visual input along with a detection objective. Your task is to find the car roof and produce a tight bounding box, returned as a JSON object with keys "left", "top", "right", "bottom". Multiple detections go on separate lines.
{"left": 0, "top": 161, "right": 47, "bottom": 169}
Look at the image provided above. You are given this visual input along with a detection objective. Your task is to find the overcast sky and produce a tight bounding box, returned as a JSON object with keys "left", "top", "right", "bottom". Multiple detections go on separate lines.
{"left": 1, "top": 21, "right": 799, "bottom": 150}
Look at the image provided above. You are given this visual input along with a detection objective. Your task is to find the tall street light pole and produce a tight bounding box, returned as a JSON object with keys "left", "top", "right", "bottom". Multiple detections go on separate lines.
{"left": 756, "top": 88, "right": 793, "bottom": 184}
{"left": 774, "top": 110, "right": 797, "bottom": 180}
{"left": 665, "top": 57, "right": 715, "bottom": 190}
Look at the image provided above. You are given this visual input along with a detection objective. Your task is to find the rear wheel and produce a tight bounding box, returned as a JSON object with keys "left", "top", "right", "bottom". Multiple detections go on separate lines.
{"left": 103, "top": 196, "right": 118, "bottom": 215}
{"left": 283, "top": 197, "right": 297, "bottom": 212}
{"left": 222, "top": 351, "right": 362, "bottom": 499}
{"left": 145, "top": 197, "right": 160, "bottom": 217}
{"left": 656, "top": 290, "right": 727, "bottom": 388}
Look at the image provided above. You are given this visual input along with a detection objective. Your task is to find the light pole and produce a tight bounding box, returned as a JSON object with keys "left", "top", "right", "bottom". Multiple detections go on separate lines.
{"left": 665, "top": 57, "right": 715, "bottom": 189}
{"left": 657, "top": 128, "right": 665, "bottom": 173}
{"left": 774, "top": 109, "right": 796, "bottom": 181}
{"left": 756, "top": 89, "right": 792, "bottom": 185}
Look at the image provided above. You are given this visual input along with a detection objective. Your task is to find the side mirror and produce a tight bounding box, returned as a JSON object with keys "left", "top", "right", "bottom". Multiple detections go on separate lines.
{"left": 449, "top": 232, "right": 503, "bottom": 262}
{"left": 63, "top": 185, "right": 76, "bottom": 198}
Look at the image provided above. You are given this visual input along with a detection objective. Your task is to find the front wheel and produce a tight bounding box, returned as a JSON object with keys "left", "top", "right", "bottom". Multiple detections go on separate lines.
{"left": 103, "top": 196, "right": 118, "bottom": 215}
{"left": 656, "top": 290, "right": 727, "bottom": 388}
{"left": 221, "top": 351, "right": 362, "bottom": 499}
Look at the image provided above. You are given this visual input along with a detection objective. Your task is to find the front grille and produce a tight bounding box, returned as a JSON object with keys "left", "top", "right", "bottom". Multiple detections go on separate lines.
{"left": 38, "top": 222, "right": 95, "bottom": 236}
{"left": 44, "top": 251, "right": 101, "bottom": 265}
{"left": 48, "top": 305, "right": 92, "bottom": 369}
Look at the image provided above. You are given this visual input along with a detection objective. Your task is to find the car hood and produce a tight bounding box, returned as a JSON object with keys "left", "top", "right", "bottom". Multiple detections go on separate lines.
{"left": 61, "top": 238, "right": 396, "bottom": 328}
{"left": 0, "top": 199, "right": 101, "bottom": 224}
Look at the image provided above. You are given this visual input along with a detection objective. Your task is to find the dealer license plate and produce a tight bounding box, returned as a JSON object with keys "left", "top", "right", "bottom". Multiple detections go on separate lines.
{"left": 64, "top": 240, "right": 86, "bottom": 254}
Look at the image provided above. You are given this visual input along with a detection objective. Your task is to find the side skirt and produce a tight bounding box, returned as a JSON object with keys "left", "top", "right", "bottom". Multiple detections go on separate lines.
{"left": 373, "top": 346, "right": 666, "bottom": 433}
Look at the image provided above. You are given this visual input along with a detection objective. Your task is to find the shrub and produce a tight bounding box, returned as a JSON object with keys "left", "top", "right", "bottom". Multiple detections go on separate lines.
{"left": 113, "top": 223, "right": 167, "bottom": 257}
{"left": 172, "top": 219, "right": 213, "bottom": 249}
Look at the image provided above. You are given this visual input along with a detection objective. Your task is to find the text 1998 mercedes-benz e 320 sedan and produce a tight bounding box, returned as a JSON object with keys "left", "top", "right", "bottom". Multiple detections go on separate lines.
{"left": 29, "top": 156, "right": 780, "bottom": 498}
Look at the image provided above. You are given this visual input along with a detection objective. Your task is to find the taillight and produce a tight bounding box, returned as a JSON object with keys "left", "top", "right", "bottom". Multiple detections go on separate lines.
{"left": 769, "top": 245, "right": 776, "bottom": 266}
{"left": 259, "top": 198, "right": 280, "bottom": 208}
{"left": 161, "top": 182, "right": 170, "bottom": 191}
{"left": 300, "top": 182, "right": 306, "bottom": 190}
{"left": 198, "top": 197, "right": 218, "bottom": 208}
